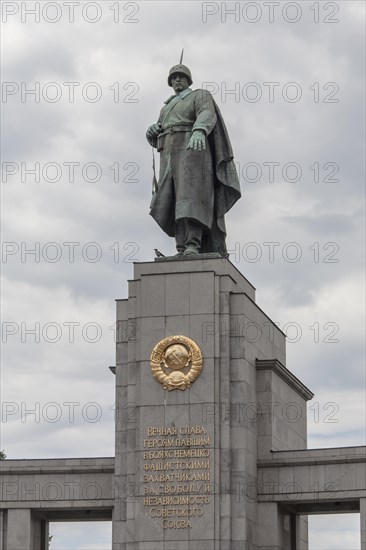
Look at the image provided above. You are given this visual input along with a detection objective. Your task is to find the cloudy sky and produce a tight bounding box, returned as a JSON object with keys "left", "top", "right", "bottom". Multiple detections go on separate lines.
{"left": 1, "top": 0, "right": 365, "bottom": 547}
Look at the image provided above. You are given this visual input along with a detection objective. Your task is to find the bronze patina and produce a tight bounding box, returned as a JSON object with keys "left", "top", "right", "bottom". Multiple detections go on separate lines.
{"left": 146, "top": 58, "right": 241, "bottom": 257}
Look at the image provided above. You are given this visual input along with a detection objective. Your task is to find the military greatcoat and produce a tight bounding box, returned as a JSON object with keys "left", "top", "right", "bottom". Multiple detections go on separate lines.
{"left": 148, "top": 88, "right": 241, "bottom": 254}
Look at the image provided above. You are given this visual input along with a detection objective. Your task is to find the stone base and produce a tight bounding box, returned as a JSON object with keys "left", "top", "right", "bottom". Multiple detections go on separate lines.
{"left": 155, "top": 252, "right": 223, "bottom": 262}
{"left": 113, "top": 257, "right": 311, "bottom": 548}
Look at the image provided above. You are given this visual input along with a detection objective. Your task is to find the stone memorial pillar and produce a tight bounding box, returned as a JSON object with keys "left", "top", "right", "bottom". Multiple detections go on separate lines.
{"left": 112, "top": 257, "right": 306, "bottom": 550}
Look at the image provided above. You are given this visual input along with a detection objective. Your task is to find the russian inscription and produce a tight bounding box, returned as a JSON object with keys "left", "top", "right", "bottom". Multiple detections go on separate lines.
{"left": 142, "top": 424, "right": 213, "bottom": 529}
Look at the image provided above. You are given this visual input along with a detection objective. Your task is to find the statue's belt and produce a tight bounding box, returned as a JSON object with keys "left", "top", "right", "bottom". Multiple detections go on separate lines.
{"left": 158, "top": 124, "right": 193, "bottom": 137}
{"left": 157, "top": 124, "right": 194, "bottom": 152}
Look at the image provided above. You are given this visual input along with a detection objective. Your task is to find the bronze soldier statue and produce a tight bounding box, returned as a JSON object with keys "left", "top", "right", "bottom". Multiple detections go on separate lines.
{"left": 146, "top": 60, "right": 241, "bottom": 257}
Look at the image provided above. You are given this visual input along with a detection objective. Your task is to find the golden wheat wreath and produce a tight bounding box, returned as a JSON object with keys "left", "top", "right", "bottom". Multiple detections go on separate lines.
{"left": 150, "top": 335, "right": 203, "bottom": 391}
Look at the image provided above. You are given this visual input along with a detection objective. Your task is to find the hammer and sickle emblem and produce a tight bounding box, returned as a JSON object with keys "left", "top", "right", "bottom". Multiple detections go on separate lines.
{"left": 150, "top": 335, "right": 203, "bottom": 391}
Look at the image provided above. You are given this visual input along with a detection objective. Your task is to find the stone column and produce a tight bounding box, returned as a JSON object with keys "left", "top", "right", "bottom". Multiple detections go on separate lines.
{"left": 256, "top": 502, "right": 281, "bottom": 549}
{"left": 0, "top": 509, "right": 47, "bottom": 550}
{"left": 5, "top": 509, "right": 32, "bottom": 550}
{"left": 361, "top": 497, "right": 366, "bottom": 550}
{"left": 296, "top": 515, "right": 308, "bottom": 550}
{"left": 112, "top": 257, "right": 294, "bottom": 549}
{"left": 0, "top": 510, "right": 4, "bottom": 550}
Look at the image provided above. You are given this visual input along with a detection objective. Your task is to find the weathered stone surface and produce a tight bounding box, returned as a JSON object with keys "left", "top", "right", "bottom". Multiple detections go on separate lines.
{"left": 113, "top": 258, "right": 311, "bottom": 548}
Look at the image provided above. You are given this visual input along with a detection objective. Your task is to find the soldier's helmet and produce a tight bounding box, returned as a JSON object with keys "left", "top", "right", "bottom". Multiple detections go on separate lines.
{"left": 168, "top": 64, "right": 193, "bottom": 87}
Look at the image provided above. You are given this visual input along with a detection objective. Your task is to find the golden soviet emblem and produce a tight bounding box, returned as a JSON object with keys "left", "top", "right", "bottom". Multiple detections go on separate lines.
{"left": 150, "top": 335, "right": 203, "bottom": 391}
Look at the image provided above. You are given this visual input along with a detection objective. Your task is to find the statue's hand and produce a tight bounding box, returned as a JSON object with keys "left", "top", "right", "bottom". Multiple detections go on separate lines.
{"left": 187, "top": 130, "right": 206, "bottom": 151}
{"left": 146, "top": 123, "right": 162, "bottom": 141}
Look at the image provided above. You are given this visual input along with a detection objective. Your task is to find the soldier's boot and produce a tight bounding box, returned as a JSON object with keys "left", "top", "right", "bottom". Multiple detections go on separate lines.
{"left": 183, "top": 245, "right": 200, "bottom": 256}
{"left": 175, "top": 218, "right": 202, "bottom": 256}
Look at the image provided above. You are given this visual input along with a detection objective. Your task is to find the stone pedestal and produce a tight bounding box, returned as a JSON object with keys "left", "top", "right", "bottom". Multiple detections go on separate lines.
{"left": 112, "top": 258, "right": 311, "bottom": 549}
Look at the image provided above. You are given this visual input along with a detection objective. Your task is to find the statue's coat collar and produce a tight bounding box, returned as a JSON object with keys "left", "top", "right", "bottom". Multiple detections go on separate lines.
{"left": 164, "top": 88, "right": 193, "bottom": 104}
